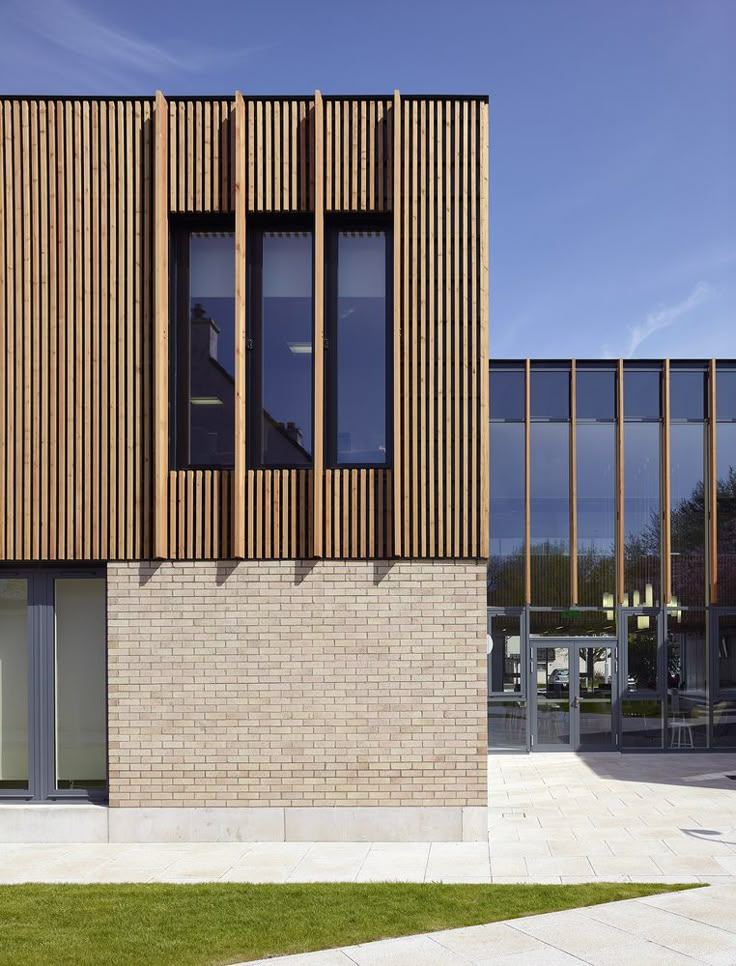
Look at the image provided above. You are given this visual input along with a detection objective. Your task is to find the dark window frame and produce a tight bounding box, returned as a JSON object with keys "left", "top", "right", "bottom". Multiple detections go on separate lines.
{"left": 170, "top": 214, "right": 236, "bottom": 470}
{"left": 325, "top": 215, "right": 393, "bottom": 469}
{"left": 247, "top": 216, "right": 315, "bottom": 469}
{"left": 0, "top": 566, "right": 107, "bottom": 804}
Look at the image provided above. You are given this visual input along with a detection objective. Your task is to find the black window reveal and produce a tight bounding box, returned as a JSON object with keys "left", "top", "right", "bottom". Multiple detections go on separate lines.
{"left": 327, "top": 226, "right": 391, "bottom": 467}
{"left": 249, "top": 228, "right": 314, "bottom": 468}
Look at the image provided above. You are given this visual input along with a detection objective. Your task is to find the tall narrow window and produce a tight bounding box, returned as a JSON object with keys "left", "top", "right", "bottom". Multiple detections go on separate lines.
{"left": 327, "top": 228, "right": 390, "bottom": 466}
{"left": 249, "top": 229, "right": 313, "bottom": 467}
{"left": 0, "top": 579, "right": 28, "bottom": 790}
{"left": 717, "top": 367, "right": 736, "bottom": 604}
{"left": 670, "top": 368, "right": 706, "bottom": 606}
{"left": 172, "top": 227, "right": 236, "bottom": 468}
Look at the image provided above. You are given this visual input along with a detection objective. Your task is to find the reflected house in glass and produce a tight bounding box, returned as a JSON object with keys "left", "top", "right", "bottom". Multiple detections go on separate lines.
{"left": 488, "top": 359, "right": 736, "bottom": 754}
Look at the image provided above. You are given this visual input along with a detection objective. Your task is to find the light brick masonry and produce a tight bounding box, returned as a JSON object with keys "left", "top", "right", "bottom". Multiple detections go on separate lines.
{"left": 106, "top": 559, "right": 488, "bottom": 820}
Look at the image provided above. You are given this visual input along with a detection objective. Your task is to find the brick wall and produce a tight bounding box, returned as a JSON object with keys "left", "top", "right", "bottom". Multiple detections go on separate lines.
{"left": 107, "top": 559, "right": 487, "bottom": 808}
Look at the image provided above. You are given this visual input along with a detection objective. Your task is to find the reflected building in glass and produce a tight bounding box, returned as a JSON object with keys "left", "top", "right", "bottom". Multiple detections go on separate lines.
{"left": 488, "top": 359, "right": 736, "bottom": 753}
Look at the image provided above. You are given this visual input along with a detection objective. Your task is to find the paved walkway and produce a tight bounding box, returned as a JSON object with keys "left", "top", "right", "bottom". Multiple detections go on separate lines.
{"left": 488, "top": 752, "right": 736, "bottom": 884}
{"left": 238, "top": 883, "right": 736, "bottom": 965}
{"left": 0, "top": 753, "right": 735, "bottom": 884}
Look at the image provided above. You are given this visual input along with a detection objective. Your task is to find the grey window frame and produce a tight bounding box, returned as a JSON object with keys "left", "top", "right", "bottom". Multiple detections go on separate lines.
{"left": 0, "top": 567, "right": 107, "bottom": 803}
{"left": 487, "top": 607, "right": 527, "bottom": 698}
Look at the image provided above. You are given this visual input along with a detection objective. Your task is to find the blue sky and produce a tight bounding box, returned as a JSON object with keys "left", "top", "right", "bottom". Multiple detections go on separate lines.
{"left": 1, "top": 0, "right": 734, "bottom": 360}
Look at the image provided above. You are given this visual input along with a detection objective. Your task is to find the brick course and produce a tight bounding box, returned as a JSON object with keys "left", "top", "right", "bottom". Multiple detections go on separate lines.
{"left": 107, "top": 559, "right": 487, "bottom": 808}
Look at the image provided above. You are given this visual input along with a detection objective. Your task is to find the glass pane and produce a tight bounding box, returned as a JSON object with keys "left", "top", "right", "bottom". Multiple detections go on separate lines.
{"left": 530, "top": 369, "right": 569, "bottom": 420}
{"left": 670, "top": 370, "right": 706, "bottom": 421}
{"left": 529, "top": 609, "right": 615, "bottom": 637}
{"left": 488, "top": 701, "right": 527, "bottom": 750}
{"left": 716, "top": 614, "right": 736, "bottom": 692}
{"left": 0, "top": 579, "right": 28, "bottom": 789}
{"left": 666, "top": 610, "right": 707, "bottom": 748}
{"left": 188, "top": 233, "right": 236, "bottom": 466}
{"left": 530, "top": 422, "right": 570, "bottom": 605}
{"left": 717, "top": 368, "right": 736, "bottom": 420}
{"left": 490, "top": 368, "right": 525, "bottom": 420}
{"left": 576, "top": 369, "right": 615, "bottom": 421}
{"left": 717, "top": 423, "right": 736, "bottom": 604}
{"left": 55, "top": 579, "right": 107, "bottom": 789}
{"left": 577, "top": 646, "right": 613, "bottom": 746}
{"left": 488, "top": 614, "right": 522, "bottom": 694}
{"left": 534, "top": 646, "right": 570, "bottom": 744}
{"left": 670, "top": 423, "right": 705, "bottom": 605}
{"left": 713, "top": 699, "right": 736, "bottom": 749}
{"left": 577, "top": 423, "right": 616, "bottom": 607}
{"left": 335, "top": 231, "right": 387, "bottom": 465}
{"left": 626, "top": 613, "right": 659, "bottom": 694}
{"left": 260, "top": 231, "right": 313, "bottom": 466}
{"left": 624, "top": 369, "right": 661, "bottom": 419}
{"left": 621, "top": 699, "right": 663, "bottom": 748}
{"left": 488, "top": 423, "right": 525, "bottom": 606}
{"left": 623, "top": 422, "right": 660, "bottom": 606}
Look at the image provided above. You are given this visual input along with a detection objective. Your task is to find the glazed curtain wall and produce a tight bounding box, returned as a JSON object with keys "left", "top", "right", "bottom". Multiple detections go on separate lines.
{"left": 488, "top": 361, "right": 736, "bottom": 608}
{"left": 0, "top": 94, "right": 489, "bottom": 562}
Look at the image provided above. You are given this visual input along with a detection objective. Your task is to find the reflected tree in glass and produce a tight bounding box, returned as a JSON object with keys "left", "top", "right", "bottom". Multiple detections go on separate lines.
{"left": 488, "top": 423, "right": 525, "bottom": 605}
{"left": 530, "top": 422, "right": 570, "bottom": 605}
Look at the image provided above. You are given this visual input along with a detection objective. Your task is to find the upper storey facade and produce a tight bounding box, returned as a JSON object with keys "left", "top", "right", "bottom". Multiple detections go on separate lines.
{"left": 0, "top": 92, "right": 489, "bottom": 563}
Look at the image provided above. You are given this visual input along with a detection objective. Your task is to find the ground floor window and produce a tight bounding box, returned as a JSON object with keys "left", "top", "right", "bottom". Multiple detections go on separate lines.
{"left": 0, "top": 569, "right": 106, "bottom": 801}
{"left": 488, "top": 605, "right": 736, "bottom": 752}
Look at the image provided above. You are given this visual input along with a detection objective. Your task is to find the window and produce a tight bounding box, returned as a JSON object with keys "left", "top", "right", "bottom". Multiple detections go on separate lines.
{"left": 487, "top": 613, "right": 523, "bottom": 693}
{"left": 530, "top": 368, "right": 569, "bottom": 420}
{"left": 488, "top": 422, "right": 525, "bottom": 606}
{"left": 249, "top": 228, "right": 313, "bottom": 467}
{"left": 490, "top": 366, "right": 525, "bottom": 420}
{"left": 576, "top": 368, "right": 616, "bottom": 421}
{"left": 0, "top": 571, "right": 106, "bottom": 801}
{"left": 670, "top": 368, "right": 706, "bottom": 421}
{"left": 172, "top": 225, "right": 236, "bottom": 468}
{"left": 530, "top": 422, "right": 571, "bottom": 605}
{"left": 327, "top": 227, "right": 390, "bottom": 466}
{"left": 623, "top": 422, "right": 661, "bottom": 606}
{"left": 577, "top": 423, "right": 616, "bottom": 606}
{"left": 624, "top": 368, "right": 661, "bottom": 419}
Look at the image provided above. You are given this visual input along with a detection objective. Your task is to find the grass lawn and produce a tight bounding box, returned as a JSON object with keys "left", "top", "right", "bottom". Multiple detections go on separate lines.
{"left": 0, "top": 881, "right": 700, "bottom": 966}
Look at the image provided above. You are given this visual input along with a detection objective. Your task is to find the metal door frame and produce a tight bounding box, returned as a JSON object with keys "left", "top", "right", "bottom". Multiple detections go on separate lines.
{"left": 530, "top": 637, "right": 618, "bottom": 751}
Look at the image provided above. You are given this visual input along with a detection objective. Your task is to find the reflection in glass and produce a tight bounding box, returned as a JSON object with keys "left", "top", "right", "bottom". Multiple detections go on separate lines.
{"left": 624, "top": 422, "right": 660, "bottom": 606}
{"left": 577, "top": 646, "right": 614, "bottom": 747}
{"left": 666, "top": 610, "right": 707, "bottom": 748}
{"left": 625, "top": 614, "right": 658, "bottom": 693}
{"left": 530, "top": 369, "right": 569, "bottom": 420}
{"left": 0, "top": 579, "right": 28, "bottom": 789}
{"left": 717, "top": 367, "right": 736, "bottom": 420}
{"left": 577, "top": 423, "right": 616, "bottom": 607}
{"left": 624, "top": 369, "right": 661, "bottom": 419}
{"left": 487, "top": 614, "right": 522, "bottom": 693}
{"left": 530, "top": 422, "right": 570, "bottom": 605}
{"left": 576, "top": 369, "right": 616, "bottom": 421}
{"left": 716, "top": 613, "right": 736, "bottom": 691}
{"left": 488, "top": 423, "right": 525, "bottom": 605}
{"left": 334, "top": 231, "right": 387, "bottom": 465}
{"left": 529, "top": 610, "right": 615, "bottom": 637}
{"left": 489, "top": 367, "right": 525, "bottom": 421}
{"left": 487, "top": 701, "right": 527, "bottom": 750}
{"left": 188, "top": 233, "right": 236, "bottom": 465}
{"left": 259, "top": 231, "right": 313, "bottom": 466}
{"left": 55, "top": 580, "right": 107, "bottom": 789}
{"left": 535, "top": 646, "right": 571, "bottom": 745}
{"left": 670, "top": 369, "right": 706, "bottom": 421}
{"left": 717, "top": 423, "right": 736, "bottom": 604}
{"left": 671, "top": 423, "right": 705, "bottom": 605}
{"left": 621, "top": 699, "right": 663, "bottom": 748}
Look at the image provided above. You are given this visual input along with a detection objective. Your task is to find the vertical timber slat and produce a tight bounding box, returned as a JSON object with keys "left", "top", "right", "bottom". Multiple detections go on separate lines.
{"left": 233, "top": 91, "right": 247, "bottom": 558}
{"left": 153, "top": 91, "right": 169, "bottom": 558}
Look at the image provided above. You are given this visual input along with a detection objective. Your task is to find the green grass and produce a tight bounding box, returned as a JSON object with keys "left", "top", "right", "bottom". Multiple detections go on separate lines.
{"left": 0, "top": 882, "right": 699, "bottom": 966}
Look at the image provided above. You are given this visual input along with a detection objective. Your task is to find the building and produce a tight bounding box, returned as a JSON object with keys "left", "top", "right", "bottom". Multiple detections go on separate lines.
{"left": 0, "top": 92, "right": 489, "bottom": 842}
{"left": 488, "top": 360, "right": 736, "bottom": 752}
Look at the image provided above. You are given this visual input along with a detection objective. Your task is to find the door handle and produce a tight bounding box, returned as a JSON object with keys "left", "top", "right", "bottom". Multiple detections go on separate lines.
{"left": 571, "top": 697, "right": 579, "bottom": 708}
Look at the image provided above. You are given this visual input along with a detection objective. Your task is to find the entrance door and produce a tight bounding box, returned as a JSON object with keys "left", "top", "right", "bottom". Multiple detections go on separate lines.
{"left": 532, "top": 640, "right": 617, "bottom": 750}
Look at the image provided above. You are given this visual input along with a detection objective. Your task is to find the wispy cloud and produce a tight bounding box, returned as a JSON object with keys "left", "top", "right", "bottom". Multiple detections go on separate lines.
{"left": 3, "top": 0, "right": 268, "bottom": 89}
{"left": 620, "top": 281, "right": 713, "bottom": 358}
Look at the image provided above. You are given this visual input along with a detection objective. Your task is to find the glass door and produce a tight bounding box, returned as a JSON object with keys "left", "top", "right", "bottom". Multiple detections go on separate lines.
{"left": 532, "top": 644, "right": 572, "bottom": 748}
{"left": 576, "top": 644, "right": 616, "bottom": 749}
{"left": 532, "top": 639, "right": 617, "bottom": 750}
{"left": 712, "top": 611, "right": 736, "bottom": 748}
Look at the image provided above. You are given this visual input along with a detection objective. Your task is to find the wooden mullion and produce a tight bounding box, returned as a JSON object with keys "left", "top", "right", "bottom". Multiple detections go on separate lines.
{"left": 709, "top": 358, "right": 718, "bottom": 604}
{"left": 312, "top": 91, "right": 325, "bottom": 557}
{"left": 570, "top": 360, "right": 578, "bottom": 605}
{"left": 392, "top": 90, "right": 402, "bottom": 557}
{"left": 663, "top": 359, "right": 671, "bottom": 604}
{"left": 524, "top": 359, "right": 531, "bottom": 605}
{"left": 617, "top": 359, "right": 625, "bottom": 604}
{"left": 233, "top": 91, "right": 247, "bottom": 558}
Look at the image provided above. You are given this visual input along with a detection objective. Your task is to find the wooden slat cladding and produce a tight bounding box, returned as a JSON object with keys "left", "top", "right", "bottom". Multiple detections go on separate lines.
{"left": 323, "top": 470, "right": 392, "bottom": 558}
{"left": 393, "top": 97, "right": 487, "bottom": 558}
{"left": 1, "top": 93, "right": 488, "bottom": 563}
{"left": 168, "top": 97, "right": 313, "bottom": 213}
{"left": 0, "top": 97, "right": 153, "bottom": 562}
{"left": 324, "top": 98, "right": 392, "bottom": 211}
